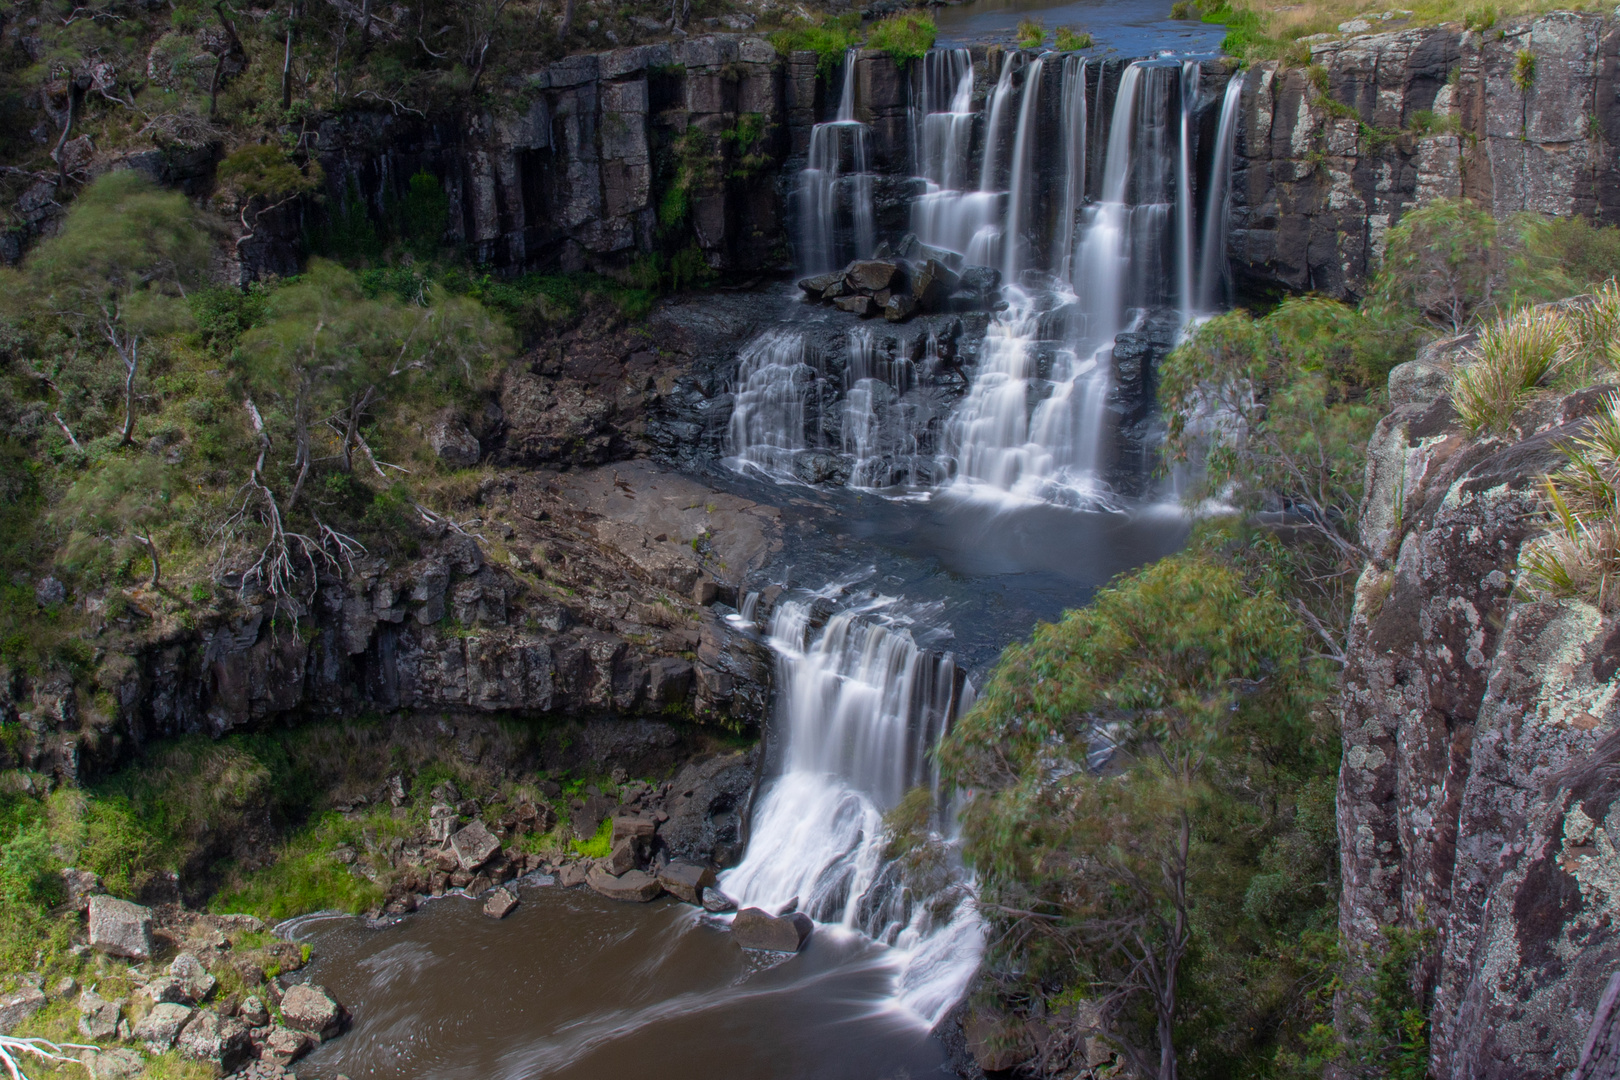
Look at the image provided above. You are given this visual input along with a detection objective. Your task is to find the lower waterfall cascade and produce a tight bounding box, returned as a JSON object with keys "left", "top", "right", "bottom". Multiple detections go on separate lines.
{"left": 719, "top": 43, "right": 1245, "bottom": 1026}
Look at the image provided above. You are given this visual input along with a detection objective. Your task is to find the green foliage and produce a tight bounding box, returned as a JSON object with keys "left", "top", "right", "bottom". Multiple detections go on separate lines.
{"left": 190, "top": 283, "right": 273, "bottom": 352}
{"left": 0, "top": 815, "right": 58, "bottom": 908}
{"left": 397, "top": 171, "right": 451, "bottom": 257}
{"left": 1171, "top": 2, "right": 1200, "bottom": 19}
{"left": 720, "top": 113, "right": 772, "bottom": 179}
{"left": 216, "top": 144, "right": 323, "bottom": 203}
{"left": 1501, "top": 214, "right": 1620, "bottom": 304}
{"left": 767, "top": 14, "right": 862, "bottom": 77}
{"left": 1449, "top": 305, "right": 1566, "bottom": 435}
{"left": 1015, "top": 17, "right": 1047, "bottom": 49}
{"left": 570, "top": 815, "right": 613, "bottom": 858}
{"left": 941, "top": 555, "right": 1337, "bottom": 1076}
{"left": 866, "top": 12, "right": 937, "bottom": 64}
{"left": 1370, "top": 197, "right": 1498, "bottom": 331}
{"left": 317, "top": 175, "right": 383, "bottom": 264}
{"left": 54, "top": 453, "right": 182, "bottom": 584}
{"left": 1464, "top": 6, "right": 1497, "bottom": 30}
{"left": 1513, "top": 48, "right": 1537, "bottom": 91}
{"left": 1203, "top": 4, "right": 1275, "bottom": 59}
{"left": 209, "top": 812, "right": 387, "bottom": 921}
{"left": 1519, "top": 390, "right": 1620, "bottom": 609}
{"left": 1054, "top": 26, "right": 1094, "bottom": 50}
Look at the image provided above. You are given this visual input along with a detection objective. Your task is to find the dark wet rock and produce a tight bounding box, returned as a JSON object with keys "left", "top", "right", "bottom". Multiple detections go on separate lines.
{"left": 955, "top": 265, "right": 1001, "bottom": 301}
{"left": 883, "top": 293, "right": 917, "bottom": 322}
{"left": 448, "top": 820, "right": 501, "bottom": 872}
{"left": 586, "top": 865, "right": 663, "bottom": 902}
{"left": 657, "top": 861, "right": 717, "bottom": 905}
{"left": 658, "top": 751, "right": 758, "bottom": 868}
{"left": 846, "top": 259, "right": 904, "bottom": 293}
{"left": 834, "top": 294, "right": 876, "bottom": 317}
{"left": 483, "top": 886, "right": 519, "bottom": 919}
{"left": 701, "top": 888, "right": 738, "bottom": 913}
{"left": 278, "top": 984, "right": 345, "bottom": 1041}
{"left": 731, "top": 907, "right": 813, "bottom": 952}
{"left": 0, "top": 986, "right": 45, "bottom": 1034}
{"left": 909, "top": 258, "right": 959, "bottom": 312}
{"left": 798, "top": 272, "right": 840, "bottom": 297}
{"left": 134, "top": 1002, "right": 193, "bottom": 1052}
{"left": 89, "top": 896, "right": 154, "bottom": 961}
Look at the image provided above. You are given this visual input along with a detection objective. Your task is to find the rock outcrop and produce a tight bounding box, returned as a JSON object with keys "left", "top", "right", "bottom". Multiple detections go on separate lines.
{"left": 1339, "top": 337, "right": 1620, "bottom": 1078}
{"left": 1230, "top": 13, "right": 1620, "bottom": 299}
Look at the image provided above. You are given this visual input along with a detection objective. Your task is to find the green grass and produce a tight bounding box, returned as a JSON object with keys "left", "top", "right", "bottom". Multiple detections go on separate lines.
{"left": 767, "top": 14, "right": 862, "bottom": 77}
{"left": 1015, "top": 17, "right": 1046, "bottom": 49}
{"left": 1054, "top": 26, "right": 1094, "bottom": 50}
{"left": 866, "top": 12, "right": 937, "bottom": 64}
{"left": 570, "top": 816, "right": 613, "bottom": 859}
{"left": 209, "top": 810, "right": 397, "bottom": 921}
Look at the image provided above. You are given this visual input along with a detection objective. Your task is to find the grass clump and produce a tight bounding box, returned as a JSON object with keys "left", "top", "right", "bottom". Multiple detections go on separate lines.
{"left": 570, "top": 816, "right": 613, "bottom": 859}
{"left": 1519, "top": 391, "right": 1620, "bottom": 609}
{"left": 1015, "top": 17, "right": 1046, "bottom": 49}
{"left": 866, "top": 12, "right": 937, "bottom": 64}
{"left": 1054, "top": 26, "right": 1094, "bottom": 50}
{"left": 209, "top": 811, "right": 389, "bottom": 922}
{"left": 1171, "top": 1, "right": 1200, "bottom": 18}
{"left": 1450, "top": 306, "right": 1567, "bottom": 434}
{"left": 767, "top": 14, "right": 862, "bottom": 77}
{"left": 1513, "top": 48, "right": 1537, "bottom": 91}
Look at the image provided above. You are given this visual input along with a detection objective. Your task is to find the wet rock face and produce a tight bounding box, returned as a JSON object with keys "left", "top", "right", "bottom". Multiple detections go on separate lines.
{"left": 1231, "top": 14, "right": 1620, "bottom": 300}
{"left": 1339, "top": 339, "right": 1620, "bottom": 1079}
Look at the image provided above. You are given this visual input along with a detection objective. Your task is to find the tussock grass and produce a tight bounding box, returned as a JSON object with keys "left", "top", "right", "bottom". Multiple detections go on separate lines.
{"left": 1520, "top": 391, "right": 1620, "bottom": 610}
{"left": 1450, "top": 306, "right": 1567, "bottom": 434}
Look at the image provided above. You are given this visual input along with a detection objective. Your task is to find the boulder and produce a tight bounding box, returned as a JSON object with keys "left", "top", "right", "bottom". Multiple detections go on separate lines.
{"left": 586, "top": 865, "right": 663, "bottom": 903}
{"left": 660, "top": 752, "right": 757, "bottom": 868}
{"left": 557, "top": 861, "right": 590, "bottom": 887}
{"left": 910, "top": 258, "right": 960, "bottom": 311}
{"left": 88, "top": 895, "right": 154, "bottom": 961}
{"left": 61, "top": 867, "right": 104, "bottom": 911}
{"left": 278, "top": 983, "right": 345, "bottom": 1041}
{"left": 238, "top": 996, "right": 269, "bottom": 1027}
{"left": 797, "top": 272, "right": 840, "bottom": 298}
{"left": 177, "top": 1009, "right": 252, "bottom": 1072}
{"left": 731, "top": 907, "right": 813, "bottom": 952}
{"left": 76, "top": 1048, "right": 143, "bottom": 1080}
{"left": 260, "top": 1025, "right": 313, "bottom": 1066}
{"left": 956, "top": 265, "right": 1002, "bottom": 300}
{"left": 611, "top": 816, "right": 657, "bottom": 844}
{"left": 834, "top": 294, "right": 875, "bottom": 317}
{"left": 603, "top": 836, "right": 640, "bottom": 876}
{"left": 448, "top": 820, "right": 501, "bottom": 872}
{"left": 483, "top": 886, "right": 519, "bottom": 919}
{"left": 0, "top": 986, "right": 45, "bottom": 1034}
{"left": 701, "top": 888, "right": 738, "bottom": 913}
{"left": 821, "top": 280, "right": 846, "bottom": 300}
{"left": 657, "top": 862, "right": 717, "bottom": 905}
{"left": 77, "top": 990, "right": 122, "bottom": 1040}
{"left": 133, "top": 1002, "right": 193, "bottom": 1052}
{"left": 883, "top": 293, "right": 918, "bottom": 322}
{"left": 427, "top": 413, "right": 481, "bottom": 467}
{"left": 846, "top": 260, "right": 904, "bottom": 293}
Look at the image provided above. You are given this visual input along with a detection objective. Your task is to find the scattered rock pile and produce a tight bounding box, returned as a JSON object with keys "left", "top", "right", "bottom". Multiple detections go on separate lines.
{"left": 797, "top": 237, "right": 1002, "bottom": 322}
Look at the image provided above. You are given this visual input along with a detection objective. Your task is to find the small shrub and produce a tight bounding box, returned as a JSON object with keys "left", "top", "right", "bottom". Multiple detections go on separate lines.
{"left": 1450, "top": 306, "right": 1566, "bottom": 435}
{"left": 867, "top": 12, "right": 937, "bottom": 64}
{"left": 767, "top": 14, "right": 862, "bottom": 77}
{"left": 1465, "top": 6, "right": 1496, "bottom": 31}
{"left": 1015, "top": 17, "right": 1046, "bottom": 50}
{"left": 1170, "top": 2, "right": 1199, "bottom": 19}
{"left": 1513, "top": 49, "right": 1537, "bottom": 92}
{"left": 1054, "top": 26, "right": 1093, "bottom": 50}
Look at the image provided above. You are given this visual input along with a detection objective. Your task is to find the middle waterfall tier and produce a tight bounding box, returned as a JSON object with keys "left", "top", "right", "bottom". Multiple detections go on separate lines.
{"left": 734, "top": 52, "right": 1241, "bottom": 502}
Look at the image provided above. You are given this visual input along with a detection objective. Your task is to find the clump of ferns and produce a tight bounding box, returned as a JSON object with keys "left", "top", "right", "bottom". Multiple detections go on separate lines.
{"left": 1451, "top": 305, "right": 1569, "bottom": 435}
{"left": 1519, "top": 390, "right": 1620, "bottom": 611}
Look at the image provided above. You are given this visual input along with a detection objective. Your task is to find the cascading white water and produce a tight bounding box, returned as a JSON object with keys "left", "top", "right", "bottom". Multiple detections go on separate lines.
{"left": 1196, "top": 72, "right": 1245, "bottom": 313}
{"left": 799, "top": 51, "right": 876, "bottom": 274}
{"left": 1052, "top": 56, "right": 1088, "bottom": 279}
{"left": 1176, "top": 61, "right": 1200, "bottom": 330}
{"left": 842, "top": 329, "right": 942, "bottom": 490}
{"left": 720, "top": 583, "right": 982, "bottom": 1027}
{"left": 726, "top": 330, "right": 825, "bottom": 479}
{"left": 1001, "top": 54, "right": 1046, "bottom": 283}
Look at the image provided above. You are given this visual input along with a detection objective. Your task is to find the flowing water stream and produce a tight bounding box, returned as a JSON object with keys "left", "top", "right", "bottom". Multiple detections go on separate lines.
{"left": 297, "top": 36, "right": 1242, "bottom": 1077}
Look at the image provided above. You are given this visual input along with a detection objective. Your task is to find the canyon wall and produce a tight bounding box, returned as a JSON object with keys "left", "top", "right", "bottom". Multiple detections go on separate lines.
{"left": 1230, "top": 12, "right": 1620, "bottom": 299}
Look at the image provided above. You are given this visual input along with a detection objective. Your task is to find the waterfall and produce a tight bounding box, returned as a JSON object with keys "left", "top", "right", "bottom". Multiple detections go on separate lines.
{"left": 1052, "top": 56, "right": 1088, "bottom": 279}
{"left": 1197, "top": 73, "right": 1244, "bottom": 313}
{"left": 720, "top": 582, "right": 982, "bottom": 1027}
{"left": 911, "top": 48, "right": 975, "bottom": 192}
{"left": 1176, "top": 61, "right": 1200, "bottom": 330}
{"left": 726, "top": 330, "right": 825, "bottom": 480}
{"left": 1001, "top": 55, "right": 1046, "bottom": 283}
{"left": 842, "top": 329, "right": 944, "bottom": 491}
{"left": 799, "top": 51, "right": 876, "bottom": 274}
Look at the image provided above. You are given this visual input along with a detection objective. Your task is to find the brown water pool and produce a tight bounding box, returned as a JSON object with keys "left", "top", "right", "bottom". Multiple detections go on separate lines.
{"left": 287, "top": 882, "right": 956, "bottom": 1080}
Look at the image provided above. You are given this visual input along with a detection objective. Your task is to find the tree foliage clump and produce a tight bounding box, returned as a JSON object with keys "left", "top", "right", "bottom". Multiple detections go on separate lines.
{"left": 942, "top": 555, "right": 1339, "bottom": 1080}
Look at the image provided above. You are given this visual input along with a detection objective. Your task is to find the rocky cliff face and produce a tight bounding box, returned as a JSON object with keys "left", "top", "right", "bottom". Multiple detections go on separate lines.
{"left": 1230, "top": 12, "right": 1620, "bottom": 299}
{"left": 1340, "top": 340, "right": 1620, "bottom": 1078}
